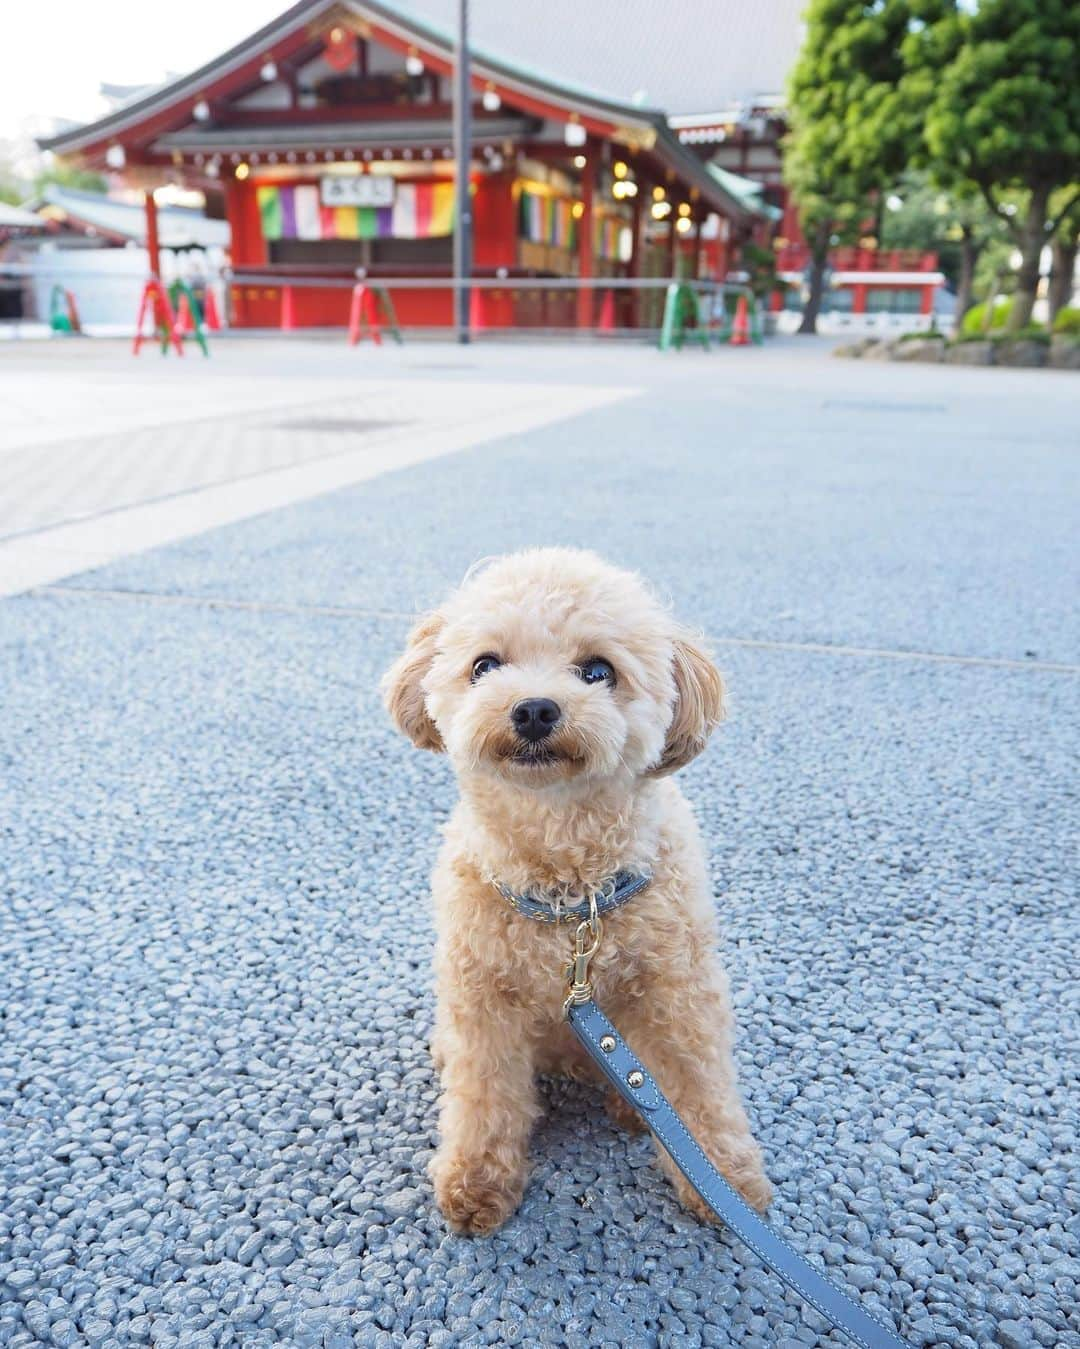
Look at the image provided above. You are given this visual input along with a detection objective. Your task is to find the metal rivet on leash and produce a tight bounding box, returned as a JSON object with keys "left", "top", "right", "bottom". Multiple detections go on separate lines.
{"left": 627, "top": 1069, "right": 645, "bottom": 1088}
{"left": 599, "top": 1035, "right": 616, "bottom": 1053}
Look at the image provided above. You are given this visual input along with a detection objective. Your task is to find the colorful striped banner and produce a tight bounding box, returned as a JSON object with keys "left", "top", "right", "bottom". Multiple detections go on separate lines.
{"left": 257, "top": 181, "right": 454, "bottom": 242}
{"left": 518, "top": 187, "right": 578, "bottom": 252}
{"left": 593, "top": 214, "right": 623, "bottom": 261}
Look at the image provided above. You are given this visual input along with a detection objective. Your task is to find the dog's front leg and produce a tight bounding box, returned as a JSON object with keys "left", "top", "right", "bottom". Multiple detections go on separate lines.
{"left": 429, "top": 1000, "right": 540, "bottom": 1235}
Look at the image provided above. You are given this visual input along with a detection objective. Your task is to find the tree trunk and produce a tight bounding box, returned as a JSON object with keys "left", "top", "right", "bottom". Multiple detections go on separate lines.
{"left": 954, "top": 224, "right": 979, "bottom": 331}
{"left": 798, "top": 220, "right": 831, "bottom": 335}
{"left": 1007, "top": 183, "right": 1051, "bottom": 331}
{"left": 1048, "top": 233, "right": 1078, "bottom": 323}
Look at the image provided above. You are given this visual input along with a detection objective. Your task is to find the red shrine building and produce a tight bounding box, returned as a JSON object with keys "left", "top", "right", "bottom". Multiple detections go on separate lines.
{"left": 41, "top": 0, "right": 775, "bottom": 331}
{"left": 41, "top": 0, "right": 941, "bottom": 332}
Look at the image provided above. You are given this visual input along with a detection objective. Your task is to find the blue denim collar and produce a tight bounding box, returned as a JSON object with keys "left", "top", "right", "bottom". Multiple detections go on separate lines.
{"left": 493, "top": 871, "right": 651, "bottom": 924}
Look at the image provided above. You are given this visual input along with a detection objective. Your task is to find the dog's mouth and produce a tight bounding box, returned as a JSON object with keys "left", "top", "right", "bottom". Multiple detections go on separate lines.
{"left": 502, "top": 739, "right": 584, "bottom": 773}
{"left": 508, "top": 744, "right": 566, "bottom": 766}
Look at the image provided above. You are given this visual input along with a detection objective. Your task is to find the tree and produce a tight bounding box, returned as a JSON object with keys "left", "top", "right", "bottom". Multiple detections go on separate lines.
{"left": 785, "top": 0, "right": 920, "bottom": 334}
{"left": 920, "top": 0, "right": 1080, "bottom": 330}
{"left": 33, "top": 162, "right": 107, "bottom": 197}
{"left": 1047, "top": 193, "right": 1080, "bottom": 323}
{"left": 879, "top": 171, "right": 1006, "bottom": 322}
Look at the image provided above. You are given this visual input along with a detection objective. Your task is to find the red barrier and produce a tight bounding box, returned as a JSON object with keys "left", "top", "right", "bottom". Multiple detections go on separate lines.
{"left": 347, "top": 285, "right": 383, "bottom": 346}
{"left": 133, "top": 279, "right": 183, "bottom": 356}
{"left": 202, "top": 285, "right": 222, "bottom": 331}
{"left": 280, "top": 285, "right": 297, "bottom": 331}
{"left": 64, "top": 289, "right": 82, "bottom": 334}
{"left": 174, "top": 291, "right": 195, "bottom": 335}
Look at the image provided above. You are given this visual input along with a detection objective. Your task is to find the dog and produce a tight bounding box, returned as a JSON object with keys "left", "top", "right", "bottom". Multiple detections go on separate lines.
{"left": 382, "top": 547, "right": 771, "bottom": 1234}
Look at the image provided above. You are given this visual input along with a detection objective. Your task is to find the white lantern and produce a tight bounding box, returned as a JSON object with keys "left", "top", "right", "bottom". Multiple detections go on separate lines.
{"left": 405, "top": 54, "right": 424, "bottom": 76}
{"left": 260, "top": 61, "right": 278, "bottom": 82}
{"left": 193, "top": 100, "right": 211, "bottom": 122}
{"left": 482, "top": 88, "right": 501, "bottom": 112}
{"left": 563, "top": 121, "right": 587, "bottom": 148}
{"left": 105, "top": 143, "right": 126, "bottom": 169}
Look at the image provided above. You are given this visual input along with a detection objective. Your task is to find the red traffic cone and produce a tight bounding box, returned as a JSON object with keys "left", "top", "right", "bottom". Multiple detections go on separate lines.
{"left": 348, "top": 285, "right": 383, "bottom": 345}
{"left": 175, "top": 291, "right": 194, "bottom": 335}
{"left": 730, "top": 294, "right": 750, "bottom": 347}
{"left": 202, "top": 284, "right": 222, "bottom": 331}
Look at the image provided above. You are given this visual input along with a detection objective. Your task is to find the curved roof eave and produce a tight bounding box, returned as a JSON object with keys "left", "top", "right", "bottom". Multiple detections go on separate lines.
{"left": 37, "top": 0, "right": 752, "bottom": 224}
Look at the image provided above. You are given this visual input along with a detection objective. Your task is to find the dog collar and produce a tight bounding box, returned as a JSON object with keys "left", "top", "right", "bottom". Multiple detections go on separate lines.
{"left": 493, "top": 871, "right": 651, "bottom": 924}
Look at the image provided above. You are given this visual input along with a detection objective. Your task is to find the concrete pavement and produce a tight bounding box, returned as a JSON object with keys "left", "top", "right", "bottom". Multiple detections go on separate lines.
{"left": 0, "top": 337, "right": 1077, "bottom": 1348}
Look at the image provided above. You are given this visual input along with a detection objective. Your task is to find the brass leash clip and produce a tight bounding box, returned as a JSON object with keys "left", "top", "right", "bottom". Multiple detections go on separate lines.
{"left": 563, "top": 892, "right": 602, "bottom": 1016}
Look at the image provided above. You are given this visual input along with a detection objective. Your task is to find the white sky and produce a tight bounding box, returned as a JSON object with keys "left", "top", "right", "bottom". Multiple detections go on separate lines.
{"left": 2, "top": 0, "right": 282, "bottom": 139}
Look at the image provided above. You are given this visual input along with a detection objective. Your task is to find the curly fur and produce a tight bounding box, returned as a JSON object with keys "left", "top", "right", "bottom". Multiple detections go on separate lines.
{"left": 382, "top": 548, "right": 771, "bottom": 1234}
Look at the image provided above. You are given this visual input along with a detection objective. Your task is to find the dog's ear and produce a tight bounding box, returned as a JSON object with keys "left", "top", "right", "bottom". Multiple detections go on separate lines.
{"left": 650, "top": 632, "right": 725, "bottom": 777}
{"left": 381, "top": 611, "right": 445, "bottom": 752}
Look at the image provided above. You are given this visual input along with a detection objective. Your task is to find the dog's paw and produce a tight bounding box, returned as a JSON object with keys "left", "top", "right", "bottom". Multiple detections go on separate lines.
{"left": 430, "top": 1149, "right": 524, "bottom": 1235}
{"left": 605, "top": 1089, "right": 647, "bottom": 1135}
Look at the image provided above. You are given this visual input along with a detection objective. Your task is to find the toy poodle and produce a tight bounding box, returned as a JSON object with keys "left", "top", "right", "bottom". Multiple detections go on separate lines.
{"left": 382, "top": 547, "right": 771, "bottom": 1234}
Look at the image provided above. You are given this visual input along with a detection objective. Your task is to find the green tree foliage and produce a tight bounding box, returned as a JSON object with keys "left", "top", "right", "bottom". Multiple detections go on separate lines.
{"left": 33, "top": 162, "right": 108, "bottom": 197}
{"left": 919, "top": 0, "right": 1080, "bottom": 330}
{"left": 785, "top": 0, "right": 917, "bottom": 333}
{"left": 880, "top": 171, "right": 1006, "bottom": 322}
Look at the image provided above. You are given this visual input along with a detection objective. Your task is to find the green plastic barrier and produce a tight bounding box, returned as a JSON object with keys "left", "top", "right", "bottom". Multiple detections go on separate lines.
{"left": 658, "top": 283, "right": 710, "bottom": 352}
{"left": 167, "top": 280, "right": 210, "bottom": 356}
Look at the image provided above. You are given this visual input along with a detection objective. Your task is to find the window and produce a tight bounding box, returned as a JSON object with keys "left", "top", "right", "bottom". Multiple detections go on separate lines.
{"left": 866, "top": 287, "right": 923, "bottom": 314}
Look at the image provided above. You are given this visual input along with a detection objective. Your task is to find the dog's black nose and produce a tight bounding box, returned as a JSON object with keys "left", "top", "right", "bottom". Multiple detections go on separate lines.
{"left": 511, "top": 698, "right": 561, "bottom": 742}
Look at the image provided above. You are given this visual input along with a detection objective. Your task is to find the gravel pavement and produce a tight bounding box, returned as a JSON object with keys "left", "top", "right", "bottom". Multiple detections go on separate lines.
{"left": 1, "top": 341, "right": 1077, "bottom": 1348}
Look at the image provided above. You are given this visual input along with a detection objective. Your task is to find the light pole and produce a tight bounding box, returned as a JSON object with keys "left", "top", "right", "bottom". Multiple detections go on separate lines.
{"left": 452, "top": 0, "right": 472, "bottom": 343}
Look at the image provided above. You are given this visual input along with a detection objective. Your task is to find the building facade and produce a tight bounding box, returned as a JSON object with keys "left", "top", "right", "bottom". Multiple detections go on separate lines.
{"left": 42, "top": 0, "right": 770, "bottom": 331}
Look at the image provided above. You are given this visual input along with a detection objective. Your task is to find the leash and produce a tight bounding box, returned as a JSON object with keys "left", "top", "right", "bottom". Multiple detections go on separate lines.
{"left": 497, "top": 880, "right": 913, "bottom": 1349}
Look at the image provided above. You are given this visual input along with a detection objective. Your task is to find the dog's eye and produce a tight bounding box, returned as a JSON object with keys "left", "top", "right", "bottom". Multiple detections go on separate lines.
{"left": 577, "top": 658, "right": 616, "bottom": 687}
{"left": 471, "top": 654, "right": 503, "bottom": 681}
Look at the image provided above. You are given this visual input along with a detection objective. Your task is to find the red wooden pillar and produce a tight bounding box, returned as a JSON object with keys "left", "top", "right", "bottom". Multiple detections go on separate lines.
{"left": 144, "top": 189, "right": 161, "bottom": 278}
{"left": 577, "top": 141, "right": 596, "bottom": 329}
{"left": 920, "top": 283, "right": 935, "bottom": 316}
{"left": 666, "top": 216, "right": 677, "bottom": 279}
{"left": 472, "top": 169, "right": 517, "bottom": 329}
{"left": 692, "top": 216, "right": 704, "bottom": 281}
{"left": 852, "top": 282, "right": 868, "bottom": 315}
{"left": 628, "top": 188, "right": 644, "bottom": 327}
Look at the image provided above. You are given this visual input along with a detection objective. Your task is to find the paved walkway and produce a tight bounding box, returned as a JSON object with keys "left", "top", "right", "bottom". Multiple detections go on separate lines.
{"left": 1, "top": 338, "right": 1077, "bottom": 1348}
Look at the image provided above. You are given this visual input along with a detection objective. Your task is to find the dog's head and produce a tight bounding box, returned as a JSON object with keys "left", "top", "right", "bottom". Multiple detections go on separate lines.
{"left": 382, "top": 548, "right": 724, "bottom": 789}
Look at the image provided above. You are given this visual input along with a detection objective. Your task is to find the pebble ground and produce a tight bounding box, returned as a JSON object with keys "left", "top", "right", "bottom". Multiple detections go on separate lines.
{"left": 1, "top": 343, "right": 1077, "bottom": 1347}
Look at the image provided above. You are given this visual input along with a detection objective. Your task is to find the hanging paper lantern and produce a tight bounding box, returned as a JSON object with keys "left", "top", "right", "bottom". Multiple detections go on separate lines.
{"left": 323, "top": 26, "right": 357, "bottom": 72}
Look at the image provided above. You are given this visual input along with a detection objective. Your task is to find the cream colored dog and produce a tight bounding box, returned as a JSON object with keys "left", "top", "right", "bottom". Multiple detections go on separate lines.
{"left": 383, "top": 548, "right": 771, "bottom": 1234}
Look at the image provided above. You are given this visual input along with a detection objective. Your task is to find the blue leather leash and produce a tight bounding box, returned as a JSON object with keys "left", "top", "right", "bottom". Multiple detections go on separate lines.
{"left": 495, "top": 876, "right": 912, "bottom": 1349}
{"left": 567, "top": 998, "right": 911, "bottom": 1349}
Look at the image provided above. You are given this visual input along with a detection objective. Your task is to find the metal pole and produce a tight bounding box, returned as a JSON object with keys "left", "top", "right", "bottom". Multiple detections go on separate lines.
{"left": 452, "top": 0, "right": 472, "bottom": 343}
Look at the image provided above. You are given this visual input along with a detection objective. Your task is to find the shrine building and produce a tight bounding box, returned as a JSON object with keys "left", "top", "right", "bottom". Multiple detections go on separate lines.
{"left": 41, "top": 0, "right": 779, "bottom": 331}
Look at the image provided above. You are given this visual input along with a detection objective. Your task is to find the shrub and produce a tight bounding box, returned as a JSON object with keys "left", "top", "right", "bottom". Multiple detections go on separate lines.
{"left": 993, "top": 325, "right": 1050, "bottom": 345}
{"left": 898, "top": 329, "right": 943, "bottom": 342}
{"left": 960, "top": 298, "right": 1012, "bottom": 337}
{"left": 1052, "top": 306, "right": 1080, "bottom": 337}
